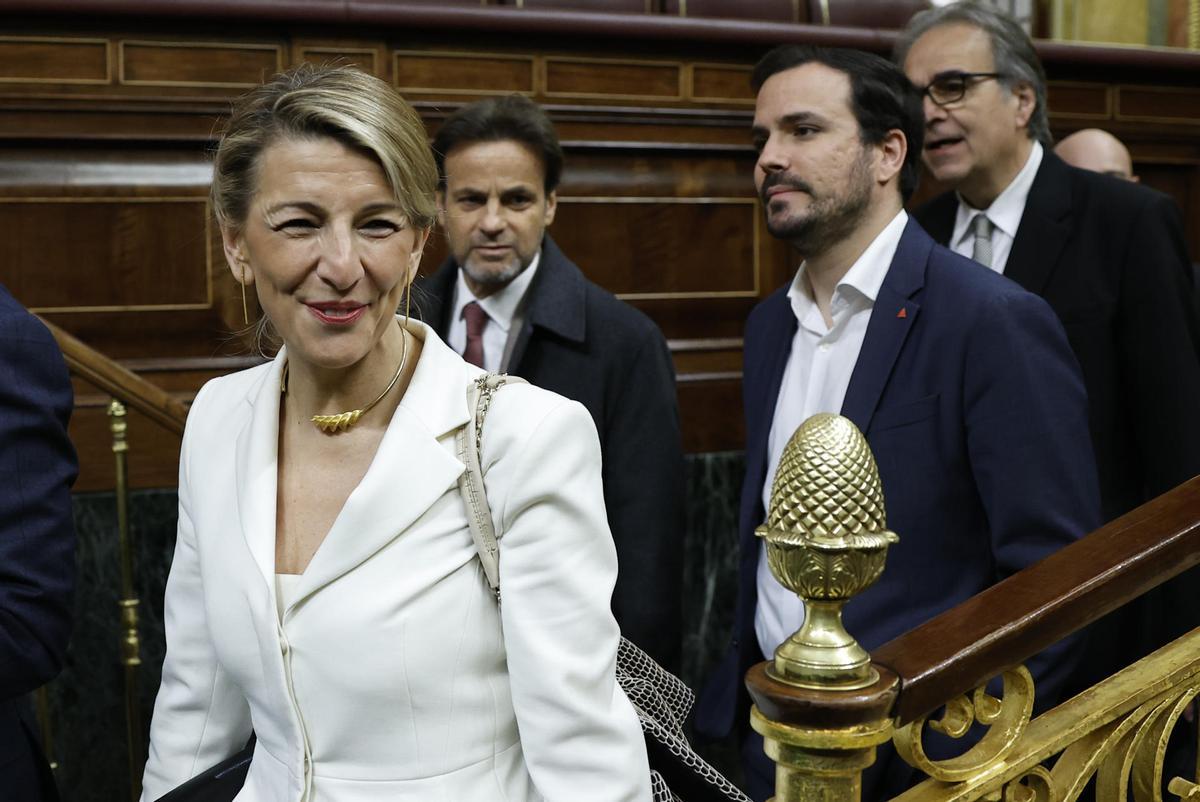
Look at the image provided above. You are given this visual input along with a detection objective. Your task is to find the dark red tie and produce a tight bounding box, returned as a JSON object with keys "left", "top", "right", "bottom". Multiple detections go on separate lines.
{"left": 462, "top": 301, "right": 489, "bottom": 368}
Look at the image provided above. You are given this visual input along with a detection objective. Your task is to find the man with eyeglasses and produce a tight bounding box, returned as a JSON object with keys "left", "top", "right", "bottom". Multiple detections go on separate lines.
{"left": 898, "top": 0, "right": 1200, "bottom": 707}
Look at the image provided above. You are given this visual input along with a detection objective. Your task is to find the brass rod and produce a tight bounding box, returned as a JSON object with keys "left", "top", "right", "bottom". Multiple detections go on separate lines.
{"left": 34, "top": 686, "right": 57, "bottom": 772}
{"left": 1190, "top": 0, "right": 1199, "bottom": 49}
{"left": 108, "top": 400, "right": 142, "bottom": 802}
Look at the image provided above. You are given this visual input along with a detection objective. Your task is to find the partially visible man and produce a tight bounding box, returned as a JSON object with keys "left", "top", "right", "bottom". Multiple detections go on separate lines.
{"left": 1055, "top": 128, "right": 1138, "bottom": 182}
{"left": 417, "top": 95, "right": 685, "bottom": 671}
{"left": 898, "top": 1, "right": 1200, "bottom": 691}
{"left": 694, "top": 44, "right": 1100, "bottom": 801}
{"left": 0, "top": 284, "right": 78, "bottom": 802}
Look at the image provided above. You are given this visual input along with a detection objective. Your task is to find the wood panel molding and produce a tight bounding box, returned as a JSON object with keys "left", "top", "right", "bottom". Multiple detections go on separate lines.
{"left": 119, "top": 39, "right": 284, "bottom": 88}
{"left": 394, "top": 49, "right": 536, "bottom": 95}
{"left": 0, "top": 36, "right": 110, "bottom": 84}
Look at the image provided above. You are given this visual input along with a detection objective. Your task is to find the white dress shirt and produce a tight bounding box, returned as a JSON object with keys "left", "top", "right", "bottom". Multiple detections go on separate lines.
{"left": 951, "top": 141, "right": 1043, "bottom": 275}
{"left": 755, "top": 210, "right": 908, "bottom": 660}
{"left": 446, "top": 252, "right": 541, "bottom": 372}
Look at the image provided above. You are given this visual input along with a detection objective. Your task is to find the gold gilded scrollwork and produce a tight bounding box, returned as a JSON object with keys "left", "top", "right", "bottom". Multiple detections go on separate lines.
{"left": 1002, "top": 766, "right": 1057, "bottom": 802}
{"left": 893, "top": 666, "right": 1035, "bottom": 782}
{"left": 1050, "top": 684, "right": 1200, "bottom": 802}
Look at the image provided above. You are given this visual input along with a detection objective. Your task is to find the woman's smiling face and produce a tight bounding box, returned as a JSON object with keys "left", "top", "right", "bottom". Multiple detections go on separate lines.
{"left": 222, "top": 135, "right": 429, "bottom": 371}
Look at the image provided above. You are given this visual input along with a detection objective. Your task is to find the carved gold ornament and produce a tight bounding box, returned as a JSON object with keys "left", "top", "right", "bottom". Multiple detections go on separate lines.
{"left": 756, "top": 413, "right": 899, "bottom": 689}
{"left": 893, "top": 666, "right": 1035, "bottom": 783}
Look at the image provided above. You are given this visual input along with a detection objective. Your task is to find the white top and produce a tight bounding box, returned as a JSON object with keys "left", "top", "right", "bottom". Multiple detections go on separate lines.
{"left": 275, "top": 574, "right": 302, "bottom": 621}
{"left": 141, "top": 319, "right": 650, "bottom": 802}
{"left": 446, "top": 252, "right": 541, "bottom": 372}
{"left": 755, "top": 210, "right": 908, "bottom": 660}
{"left": 951, "top": 141, "right": 1044, "bottom": 275}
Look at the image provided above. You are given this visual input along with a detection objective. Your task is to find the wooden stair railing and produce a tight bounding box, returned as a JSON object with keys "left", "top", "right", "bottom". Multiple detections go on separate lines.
{"left": 39, "top": 317, "right": 188, "bottom": 436}
{"left": 38, "top": 316, "right": 188, "bottom": 801}
{"left": 874, "top": 475, "right": 1200, "bottom": 726}
{"left": 746, "top": 413, "right": 1200, "bottom": 802}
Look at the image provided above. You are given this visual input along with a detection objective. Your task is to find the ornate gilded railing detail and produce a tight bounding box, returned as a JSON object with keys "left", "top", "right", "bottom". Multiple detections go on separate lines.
{"left": 893, "top": 666, "right": 1035, "bottom": 783}
{"left": 892, "top": 632, "right": 1200, "bottom": 802}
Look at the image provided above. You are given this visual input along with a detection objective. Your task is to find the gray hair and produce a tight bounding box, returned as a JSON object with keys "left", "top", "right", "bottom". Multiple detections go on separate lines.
{"left": 894, "top": 1, "right": 1051, "bottom": 146}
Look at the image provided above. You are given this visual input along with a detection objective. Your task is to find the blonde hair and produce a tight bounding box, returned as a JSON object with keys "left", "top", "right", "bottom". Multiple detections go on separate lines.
{"left": 211, "top": 63, "right": 437, "bottom": 233}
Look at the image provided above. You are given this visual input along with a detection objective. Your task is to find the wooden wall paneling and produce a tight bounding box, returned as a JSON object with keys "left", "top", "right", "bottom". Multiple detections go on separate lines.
{"left": 394, "top": 50, "right": 536, "bottom": 96}
{"left": 119, "top": 39, "right": 283, "bottom": 89}
{"left": 689, "top": 62, "right": 754, "bottom": 104}
{"left": 0, "top": 36, "right": 110, "bottom": 84}
{"left": 551, "top": 196, "right": 759, "bottom": 299}
{"left": 676, "top": 374, "right": 744, "bottom": 453}
{"left": 663, "top": 0, "right": 802, "bottom": 22}
{"left": 1046, "top": 80, "right": 1113, "bottom": 120}
{"left": 0, "top": 196, "right": 211, "bottom": 312}
{"left": 294, "top": 41, "right": 384, "bottom": 77}
{"left": 1117, "top": 84, "right": 1200, "bottom": 124}
{"left": 543, "top": 56, "right": 683, "bottom": 101}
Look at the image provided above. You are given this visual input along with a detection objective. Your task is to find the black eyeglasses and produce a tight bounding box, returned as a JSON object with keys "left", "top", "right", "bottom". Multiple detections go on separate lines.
{"left": 918, "top": 71, "right": 1005, "bottom": 106}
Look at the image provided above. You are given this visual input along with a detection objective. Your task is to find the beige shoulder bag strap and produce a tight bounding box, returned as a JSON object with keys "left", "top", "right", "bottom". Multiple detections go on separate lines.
{"left": 455, "top": 373, "right": 526, "bottom": 600}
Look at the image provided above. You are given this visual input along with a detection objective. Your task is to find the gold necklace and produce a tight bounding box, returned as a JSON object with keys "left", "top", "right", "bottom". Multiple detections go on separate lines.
{"left": 281, "top": 323, "right": 409, "bottom": 434}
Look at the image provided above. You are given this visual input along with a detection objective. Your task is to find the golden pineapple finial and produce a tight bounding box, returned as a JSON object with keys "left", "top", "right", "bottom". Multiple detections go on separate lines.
{"left": 757, "top": 413, "right": 899, "bottom": 689}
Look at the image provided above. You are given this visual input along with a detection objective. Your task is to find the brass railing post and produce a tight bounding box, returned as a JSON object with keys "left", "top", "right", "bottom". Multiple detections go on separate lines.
{"left": 34, "top": 686, "right": 57, "bottom": 772}
{"left": 746, "top": 413, "right": 900, "bottom": 801}
{"left": 108, "top": 399, "right": 143, "bottom": 801}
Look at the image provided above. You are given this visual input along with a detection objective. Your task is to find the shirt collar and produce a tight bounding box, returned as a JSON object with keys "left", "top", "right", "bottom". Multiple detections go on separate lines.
{"left": 451, "top": 250, "right": 541, "bottom": 334}
{"left": 786, "top": 209, "right": 909, "bottom": 326}
{"left": 953, "top": 140, "right": 1043, "bottom": 243}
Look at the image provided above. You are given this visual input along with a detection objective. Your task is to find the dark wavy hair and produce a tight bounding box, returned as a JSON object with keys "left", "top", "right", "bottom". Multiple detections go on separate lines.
{"left": 431, "top": 95, "right": 564, "bottom": 193}
{"left": 752, "top": 45, "right": 925, "bottom": 201}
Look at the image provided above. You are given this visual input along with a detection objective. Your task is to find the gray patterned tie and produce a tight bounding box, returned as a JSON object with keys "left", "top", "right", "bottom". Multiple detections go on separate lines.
{"left": 971, "top": 213, "right": 994, "bottom": 269}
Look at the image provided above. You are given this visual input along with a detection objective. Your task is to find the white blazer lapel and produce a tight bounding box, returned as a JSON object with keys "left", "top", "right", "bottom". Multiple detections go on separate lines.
{"left": 234, "top": 352, "right": 286, "bottom": 592}
{"left": 287, "top": 320, "right": 475, "bottom": 612}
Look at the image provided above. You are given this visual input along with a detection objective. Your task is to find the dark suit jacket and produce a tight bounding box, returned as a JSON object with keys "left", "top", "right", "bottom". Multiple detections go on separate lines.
{"left": 916, "top": 151, "right": 1200, "bottom": 688}
{"left": 415, "top": 235, "right": 685, "bottom": 671}
{"left": 0, "top": 284, "right": 77, "bottom": 802}
{"left": 695, "top": 220, "right": 1101, "bottom": 799}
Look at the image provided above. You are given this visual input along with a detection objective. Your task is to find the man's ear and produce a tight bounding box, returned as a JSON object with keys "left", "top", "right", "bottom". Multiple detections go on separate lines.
{"left": 1012, "top": 81, "right": 1036, "bottom": 130}
{"left": 876, "top": 129, "right": 907, "bottom": 188}
{"left": 220, "top": 226, "right": 253, "bottom": 286}
{"left": 543, "top": 190, "right": 557, "bottom": 227}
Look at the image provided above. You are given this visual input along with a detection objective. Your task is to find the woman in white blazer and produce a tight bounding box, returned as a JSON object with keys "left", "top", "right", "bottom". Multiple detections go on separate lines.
{"left": 140, "top": 64, "right": 651, "bottom": 802}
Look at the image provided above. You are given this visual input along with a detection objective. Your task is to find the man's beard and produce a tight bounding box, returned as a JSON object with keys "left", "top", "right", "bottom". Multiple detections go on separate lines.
{"left": 462, "top": 254, "right": 530, "bottom": 291}
{"left": 761, "top": 152, "right": 873, "bottom": 259}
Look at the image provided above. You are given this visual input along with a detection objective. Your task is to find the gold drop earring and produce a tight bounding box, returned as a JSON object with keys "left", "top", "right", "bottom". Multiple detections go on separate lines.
{"left": 240, "top": 264, "right": 250, "bottom": 326}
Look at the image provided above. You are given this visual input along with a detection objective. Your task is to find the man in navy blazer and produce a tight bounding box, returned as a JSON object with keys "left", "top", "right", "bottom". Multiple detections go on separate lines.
{"left": 0, "top": 284, "right": 78, "bottom": 802}
{"left": 416, "top": 95, "right": 685, "bottom": 672}
{"left": 694, "top": 45, "right": 1100, "bottom": 801}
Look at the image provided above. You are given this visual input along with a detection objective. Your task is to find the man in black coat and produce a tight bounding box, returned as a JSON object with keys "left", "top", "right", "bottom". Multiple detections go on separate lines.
{"left": 0, "top": 284, "right": 78, "bottom": 802}
{"left": 416, "top": 95, "right": 685, "bottom": 671}
{"left": 898, "top": 2, "right": 1200, "bottom": 689}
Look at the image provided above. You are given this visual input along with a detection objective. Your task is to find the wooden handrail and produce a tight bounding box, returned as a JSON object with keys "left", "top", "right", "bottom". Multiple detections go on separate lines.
{"left": 873, "top": 475, "right": 1200, "bottom": 725}
{"left": 39, "top": 317, "right": 188, "bottom": 437}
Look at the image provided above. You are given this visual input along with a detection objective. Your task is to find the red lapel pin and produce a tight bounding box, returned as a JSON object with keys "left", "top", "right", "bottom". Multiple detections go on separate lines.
{"left": 897, "top": 307, "right": 907, "bottom": 319}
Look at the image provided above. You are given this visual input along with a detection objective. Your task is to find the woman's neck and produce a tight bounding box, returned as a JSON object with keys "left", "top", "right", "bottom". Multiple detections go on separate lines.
{"left": 282, "top": 320, "right": 417, "bottom": 432}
